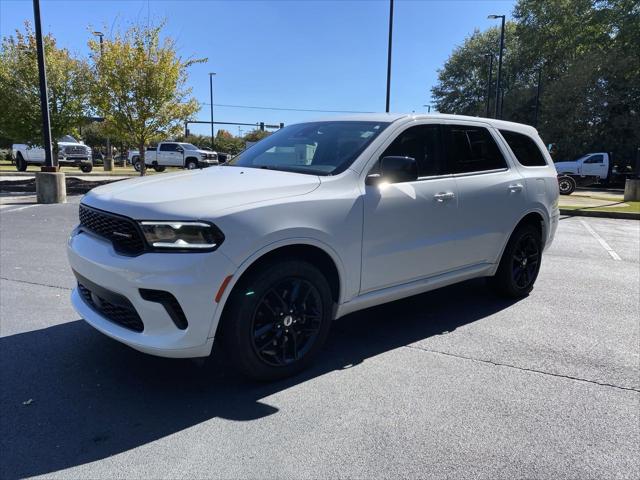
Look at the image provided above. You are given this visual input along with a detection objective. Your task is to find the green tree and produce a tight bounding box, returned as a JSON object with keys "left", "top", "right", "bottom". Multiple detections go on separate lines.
{"left": 432, "top": 0, "right": 640, "bottom": 162}
{"left": 89, "top": 23, "right": 204, "bottom": 175}
{"left": 243, "top": 129, "right": 271, "bottom": 143}
{"left": 0, "top": 23, "right": 91, "bottom": 151}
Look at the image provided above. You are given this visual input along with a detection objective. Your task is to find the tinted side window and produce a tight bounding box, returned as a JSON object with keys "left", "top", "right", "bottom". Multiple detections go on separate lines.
{"left": 159, "top": 143, "right": 177, "bottom": 152}
{"left": 444, "top": 125, "right": 507, "bottom": 174}
{"left": 500, "top": 130, "right": 548, "bottom": 167}
{"left": 585, "top": 154, "right": 604, "bottom": 164}
{"left": 381, "top": 125, "right": 441, "bottom": 177}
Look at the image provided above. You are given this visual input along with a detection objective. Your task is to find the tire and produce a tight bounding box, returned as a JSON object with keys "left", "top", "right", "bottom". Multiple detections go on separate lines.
{"left": 153, "top": 163, "right": 166, "bottom": 172}
{"left": 558, "top": 176, "right": 576, "bottom": 195}
{"left": 219, "top": 260, "right": 334, "bottom": 381}
{"left": 185, "top": 158, "right": 198, "bottom": 170}
{"left": 80, "top": 163, "right": 93, "bottom": 173}
{"left": 15, "top": 153, "right": 27, "bottom": 172}
{"left": 133, "top": 157, "right": 141, "bottom": 172}
{"left": 490, "top": 223, "right": 543, "bottom": 298}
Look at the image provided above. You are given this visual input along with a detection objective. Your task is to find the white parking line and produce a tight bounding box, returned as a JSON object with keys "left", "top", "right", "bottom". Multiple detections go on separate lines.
{"left": 580, "top": 219, "right": 622, "bottom": 261}
{"left": 0, "top": 203, "right": 40, "bottom": 213}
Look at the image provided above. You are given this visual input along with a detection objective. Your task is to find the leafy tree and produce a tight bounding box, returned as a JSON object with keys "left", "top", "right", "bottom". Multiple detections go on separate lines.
{"left": 432, "top": 0, "right": 640, "bottom": 162}
{"left": 89, "top": 23, "right": 204, "bottom": 175}
{"left": 0, "top": 23, "right": 91, "bottom": 152}
{"left": 243, "top": 129, "right": 271, "bottom": 143}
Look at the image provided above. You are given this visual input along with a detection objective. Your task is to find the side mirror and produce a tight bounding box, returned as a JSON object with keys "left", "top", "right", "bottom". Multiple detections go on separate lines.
{"left": 176, "top": 147, "right": 184, "bottom": 153}
{"left": 366, "top": 156, "right": 418, "bottom": 185}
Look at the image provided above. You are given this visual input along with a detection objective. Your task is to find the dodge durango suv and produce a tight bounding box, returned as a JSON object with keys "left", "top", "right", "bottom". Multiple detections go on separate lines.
{"left": 67, "top": 114, "right": 559, "bottom": 380}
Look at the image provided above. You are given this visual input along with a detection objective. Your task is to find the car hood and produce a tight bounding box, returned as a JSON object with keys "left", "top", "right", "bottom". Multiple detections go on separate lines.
{"left": 81, "top": 166, "right": 321, "bottom": 219}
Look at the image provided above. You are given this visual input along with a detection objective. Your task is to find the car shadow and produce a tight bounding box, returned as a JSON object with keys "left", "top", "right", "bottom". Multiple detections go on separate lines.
{"left": 0, "top": 278, "right": 521, "bottom": 479}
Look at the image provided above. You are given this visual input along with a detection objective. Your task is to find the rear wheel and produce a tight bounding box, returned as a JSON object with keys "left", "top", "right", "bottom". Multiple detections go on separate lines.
{"left": 558, "top": 176, "right": 576, "bottom": 195}
{"left": 133, "top": 157, "right": 141, "bottom": 172}
{"left": 219, "top": 260, "right": 333, "bottom": 381}
{"left": 491, "top": 224, "right": 542, "bottom": 298}
{"left": 185, "top": 158, "right": 198, "bottom": 170}
{"left": 15, "top": 153, "right": 27, "bottom": 172}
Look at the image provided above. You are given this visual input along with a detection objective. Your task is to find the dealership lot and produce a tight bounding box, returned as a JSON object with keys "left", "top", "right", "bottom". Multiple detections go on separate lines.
{"left": 1, "top": 195, "right": 638, "bottom": 479}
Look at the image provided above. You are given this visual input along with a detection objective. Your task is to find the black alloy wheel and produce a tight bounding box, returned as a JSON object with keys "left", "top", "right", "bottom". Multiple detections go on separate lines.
{"left": 219, "top": 259, "right": 333, "bottom": 380}
{"left": 511, "top": 233, "right": 540, "bottom": 290}
{"left": 491, "top": 223, "right": 542, "bottom": 298}
{"left": 250, "top": 277, "right": 323, "bottom": 367}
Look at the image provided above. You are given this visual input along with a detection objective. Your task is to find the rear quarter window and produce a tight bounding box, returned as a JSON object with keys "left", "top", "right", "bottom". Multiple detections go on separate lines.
{"left": 499, "top": 130, "right": 548, "bottom": 167}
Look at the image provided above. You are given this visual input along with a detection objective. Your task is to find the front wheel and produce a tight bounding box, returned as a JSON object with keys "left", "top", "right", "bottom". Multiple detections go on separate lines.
{"left": 185, "top": 159, "right": 198, "bottom": 170}
{"left": 80, "top": 163, "right": 93, "bottom": 173}
{"left": 219, "top": 260, "right": 333, "bottom": 381}
{"left": 490, "top": 224, "right": 542, "bottom": 298}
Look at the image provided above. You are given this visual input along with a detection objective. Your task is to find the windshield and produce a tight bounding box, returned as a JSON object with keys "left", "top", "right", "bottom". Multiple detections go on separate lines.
{"left": 59, "top": 135, "right": 78, "bottom": 143}
{"left": 228, "top": 121, "right": 390, "bottom": 175}
{"left": 181, "top": 143, "right": 199, "bottom": 150}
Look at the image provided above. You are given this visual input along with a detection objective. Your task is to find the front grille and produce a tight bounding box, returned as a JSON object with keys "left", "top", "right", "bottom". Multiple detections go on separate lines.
{"left": 79, "top": 204, "right": 146, "bottom": 255}
{"left": 77, "top": 282, "right": 144, "bottom": 332}
{"left": 65, "top": 146, "right": 88, "bottom": 155}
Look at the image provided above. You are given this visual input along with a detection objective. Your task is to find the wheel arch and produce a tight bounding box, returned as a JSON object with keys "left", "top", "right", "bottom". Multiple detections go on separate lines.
{"left": 210, "top": 239, "right": 345, "bottom": 338}
{"left": 493, "top": 210, "right": 547, "bottom": 273}
{"left": 185, "top": 156, "right": 199, "bottom": 164}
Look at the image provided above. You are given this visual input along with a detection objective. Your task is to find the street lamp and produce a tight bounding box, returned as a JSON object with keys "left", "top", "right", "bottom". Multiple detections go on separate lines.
{"left": 93, "top": 31, "right": 112, "bottom": 170}
{"left": 92, "top": 31, "right": 104, "bottom": 55}
{"left": 422, "top": 104, "right": 431, "bottom": 113}
{"left": 385, "top": 0, "right": 394, "bottom": 113}
{"left": 208, "top": 72, "right": 216, "bottom": 149}
{"left": 488, "top": 14, "right": 505, "bottom": 119}
{"left": 484, "top": 53, "right": 494, "bottom": 118}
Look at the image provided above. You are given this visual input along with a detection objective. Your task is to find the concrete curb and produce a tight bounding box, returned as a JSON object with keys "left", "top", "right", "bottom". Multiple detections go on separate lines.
{"left": 559, "top": 208, "right": 639, "bottom": 220}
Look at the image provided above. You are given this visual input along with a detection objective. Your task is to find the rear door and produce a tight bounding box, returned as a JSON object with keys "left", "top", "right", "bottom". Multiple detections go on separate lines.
{"left": 158, "top": 143, "right": 182, "bottom": 166}
{"left": 361, "top": 123, "right": 464, "bottom": 293}
{"left": 441, "top": 122, "right": 527, "bottom": 266}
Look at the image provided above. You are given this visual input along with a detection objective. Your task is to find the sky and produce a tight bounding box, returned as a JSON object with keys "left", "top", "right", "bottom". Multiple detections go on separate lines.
{"left": 0, "top": 0, "right": 516, "bottom": 137}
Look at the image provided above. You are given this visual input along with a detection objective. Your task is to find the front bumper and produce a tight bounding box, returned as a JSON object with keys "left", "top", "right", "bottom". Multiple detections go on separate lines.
{"left": 67, "top": 228, "right": 236, "bottom": 358}
{"left": 198, "top": 159, "right": 218, "bottom": 167}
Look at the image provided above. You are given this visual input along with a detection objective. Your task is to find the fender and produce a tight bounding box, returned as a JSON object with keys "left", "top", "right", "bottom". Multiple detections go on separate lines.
{"left": 207, "top": 236, "right": 348, "bottom": 339}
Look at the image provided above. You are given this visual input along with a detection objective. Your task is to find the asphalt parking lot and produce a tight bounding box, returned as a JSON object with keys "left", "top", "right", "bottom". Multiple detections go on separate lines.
{"left": 1, "top": 194, "right": 638, "bottom": 479}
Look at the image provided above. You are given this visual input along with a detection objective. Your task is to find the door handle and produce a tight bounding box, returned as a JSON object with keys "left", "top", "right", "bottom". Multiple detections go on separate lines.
{"left": 434, "top": 192, "right": 455, "bottom": 202}
{"left": 508, "top": 183, "right": 524, "bottom": 192}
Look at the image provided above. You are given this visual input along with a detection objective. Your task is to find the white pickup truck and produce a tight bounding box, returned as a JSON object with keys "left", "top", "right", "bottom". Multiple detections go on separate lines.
{"left": 553, "top": 152, "right": 611, "bottom": 194}
{"left": 128, "top": 142, "right": 218, "bottom": 172}
{"left": 12, "top": 135, "right": 93, "bottom": 172}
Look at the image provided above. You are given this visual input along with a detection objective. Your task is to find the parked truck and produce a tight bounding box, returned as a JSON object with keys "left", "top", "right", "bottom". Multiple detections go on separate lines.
{"left": 128, "top": 142, "right": 218, "bottom": 172}
{"left": 554, "top": 152, "right": 612, "bottom": 194}
{"left": 12, "top": 135, "right": 93, "bottom": 172}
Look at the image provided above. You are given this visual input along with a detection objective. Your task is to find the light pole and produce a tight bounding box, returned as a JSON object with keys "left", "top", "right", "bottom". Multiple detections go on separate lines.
{"left": 484, "top": 53, "right": 494, "bottom": 118}
{"left": 422, "top": 104, "right": 431, "bottom": 113}
{"left": 488, "top": 14, "right": 505, "bottom": 119}
{"left": 385, "top": 0, "right": 394, "bottom": 113}
{"left": 534, "top": 65, "right": 542, "bottom": 127}
{"left": 209, "top": 72, "right": 216, "bottom": 149}
{"left": 93, "top": 31, "right": 112, "bottom": 170}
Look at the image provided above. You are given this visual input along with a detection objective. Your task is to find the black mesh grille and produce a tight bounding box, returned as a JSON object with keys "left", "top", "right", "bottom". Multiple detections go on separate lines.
{"left": 79, "top": 204, "right": 146, "bottom": 255}
{"left": 78, "top": 282, "right": 144, "bottom": 332}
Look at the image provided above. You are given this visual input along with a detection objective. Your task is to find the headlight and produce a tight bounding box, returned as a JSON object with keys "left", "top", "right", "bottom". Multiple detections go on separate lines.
{"left": 200, "top": 153, "right": 207, "bottom": 159}
{"left": 139, "top": 221, "right": 224, "bottom": 251}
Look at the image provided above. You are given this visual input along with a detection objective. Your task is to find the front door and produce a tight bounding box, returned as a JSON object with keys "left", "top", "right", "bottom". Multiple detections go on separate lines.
{"left": 158, "top": 143, "right": 183, "bottom": 166}
{"left": 361, "top": 124, "right": 463, "bottom": 293}
{"left": 581, "top": 154, "right": 607, "bottom": 178}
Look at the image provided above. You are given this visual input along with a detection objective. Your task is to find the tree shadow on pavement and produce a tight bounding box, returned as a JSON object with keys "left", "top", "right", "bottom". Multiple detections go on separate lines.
{"left": 0, "top": 278, "right": 521, "bottom": 479}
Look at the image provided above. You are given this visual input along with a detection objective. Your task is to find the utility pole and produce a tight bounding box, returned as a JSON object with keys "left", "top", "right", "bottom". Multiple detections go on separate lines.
{"left": 385, "top": 0, "right": 394, "bottom": 113}
{"left": 209, "top": 72, "right": 216, "bottom": 149}
{"left": 484, "top": 53, "right": 494, "bottom": 118}
{"left": 488, "top": 14, "right": 506, "bottom": 119}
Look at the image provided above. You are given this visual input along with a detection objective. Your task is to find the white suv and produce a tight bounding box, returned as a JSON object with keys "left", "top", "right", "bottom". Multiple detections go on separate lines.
{"left": 67, "top": 114, "right": 559, "bottom": 380}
